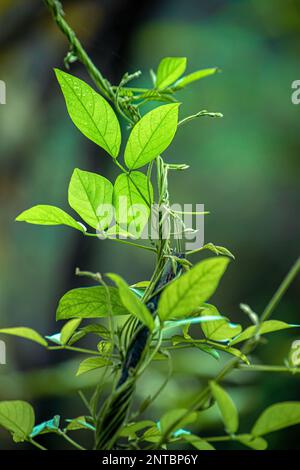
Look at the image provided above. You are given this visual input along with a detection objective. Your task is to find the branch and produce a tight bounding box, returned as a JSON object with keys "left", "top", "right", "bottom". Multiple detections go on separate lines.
{"left": 44, "top": 0, "right": 112, "bottom": 99}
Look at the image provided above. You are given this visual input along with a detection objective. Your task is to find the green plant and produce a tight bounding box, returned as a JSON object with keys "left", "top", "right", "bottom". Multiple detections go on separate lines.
{"left": 1, "top": 0, "right": 300, "bottom": 451}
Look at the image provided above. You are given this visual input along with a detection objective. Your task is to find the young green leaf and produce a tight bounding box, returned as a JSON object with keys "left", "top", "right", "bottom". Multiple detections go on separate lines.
{"left": 55, "top": 69, "right": 121, "bottom": 157}
{"left": 108, "top": 273, "right": 154, "bottom": 330}
{"left": 124, "top": 104, "right": 179, "bottom": 170}
{"left": 66, "top": 416, "right": 95, "bottom": 431}
{"left": 200, "top": 243, "right": 235, "bottom": 259}
{"left": 0, "top": 327, "right": 47, "bottom": 347}
{"left": 251, "top": 402, "right": 300, "bottom": 437}
{"left": 200, "top": 304, "right": 242, "bottom": 341}
{"left": 68, "top": 323, "right": 110, "bottom": 345}
{"left": 76, "top": 356, "right": 112, "bottom": 376}
{"left": 158, "top": 257, "right": 230, "bottom": 321}
{"left": 236, "top": 434, "right": 268, "bottom": 450}
{"left": 182, "top": 434, "right": 215, "bottom": 450}
{"left": 15, "top": 205, "right": 84, "bottom": 232}
{"left": 56, "top": 286, "right": 128, "bottom": 320}
{"left": 230, "top": 320, "right": 299, "bottom": 346}
{"left": 30, "top": 415, "right": 60, "bottom": 438}
{"left": 171, "top": 335, "right": 249, "bottom": 364}
{"left": 175, "top": 68, "right": 218, "bottom": 89}
{"left": 68, "top": 168, "right": 113, "bottom": 230}
{"left": 119, "top": 421, "right": 155, "bottom": 439}
{"left": 113, "top": 171, "right": 153, "bottom": 237}
{"left": 156, "top": 57, "right": 187, "bottom": 89}
{"left": 210, "top": 382, "right": 239, "bottom": 434}
{"left": 60, "top": 319, "right": 82, "bottom": 345}
{"left": 160, "top": 408, "right": 198, "bottom": 436}
{"left": 0, "top": 401, "right": 35, "bottom": 442}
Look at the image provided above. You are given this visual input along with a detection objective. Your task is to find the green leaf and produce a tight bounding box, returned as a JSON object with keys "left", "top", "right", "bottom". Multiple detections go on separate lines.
{"left": 55, "top": 69, "right": 121, "bottom": 157}
{"left": 68, "top": 168, "right": 113, "bottom": 230}
{"left": 60, "top": 319, "right": 82, "bottom": 345}
{"left": 210, "top": 382, "right": 239, "bottom": 434}
{"left": 175, "top": 68, "right": 218, "bottom": 89}
{"left": 182, "top": 434, "right": 215, "bottom": 450}
{"left": 16, "top": 205, "right": 84, "bottom": 232}
{"left": 194, "top": 344, "right": 220, "bottom": 361}
{"left": 69, "top": 323, "right": 110, "bottom": 345}
{"left": 30, "top": 415, "right": 60, "bottom": 438}
{"left": 236, "top": 434, "right": 268, "bottom": 450}
{"left": 230, "top": 320, "right": 299, "bottom": 346}
{"left": 119, "top": 421, "right": 155, "bottom": 439}
{"left": 113, "top": 171, "right": 153, "bottom": 237}
{"left": 251, "top": 402, "right": 300, "bottom": 437}
{"left": 56, "top": 286, "right": 128, "bottom": 320}
{"left": 124, "top": 104, "right": 179, "bottom": 170}
{"left": 0, "top": 401, "right": 35, "bottom": 442}
{"left": 0, "top": 327, "right": 48, "bottom": 347}
{"left": 160, "top": 409, "right": 198, "bottom": 436}
{"left": 171, "top": 335, "right": 249, "bottom": 364}
{"left": 76, "top": 356, "right": 112, "bottom": 376}
{"left": 201, "top": 243, "right": 235, "bottom": 259}
{"left": 108, "top": 274, "right": 154, "bottom": 330}
{"left": 158, "top": 257, "right": 230, "bottom": 321}
{"left": 142, "top": 426, "right": 162, "bottom": 443}
{"left": 156, "top": 57, "right": 187, "bottom": 89}
{"left": 200, "top": 304, "right": 242, "bottom": 341}
{"left": 212, "top": 344, "right": 250, "bottom": 364}
{"left": 66, "top": 416, "right": 95, "bottom": 431}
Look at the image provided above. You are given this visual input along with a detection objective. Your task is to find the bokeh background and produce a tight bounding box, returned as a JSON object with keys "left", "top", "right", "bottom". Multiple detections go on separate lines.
{"left": 0, "top": 0, "right": 299, "bottom": 450}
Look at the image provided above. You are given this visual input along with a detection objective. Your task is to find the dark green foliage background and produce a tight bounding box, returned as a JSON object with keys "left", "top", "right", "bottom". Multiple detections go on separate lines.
{"left": 0, "top": 0, "right": 299, "bottom": 449}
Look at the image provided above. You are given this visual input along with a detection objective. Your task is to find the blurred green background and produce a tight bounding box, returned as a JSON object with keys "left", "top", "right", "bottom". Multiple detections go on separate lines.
{"left": 0, "top": 0, "right": 299, "bottom": 450}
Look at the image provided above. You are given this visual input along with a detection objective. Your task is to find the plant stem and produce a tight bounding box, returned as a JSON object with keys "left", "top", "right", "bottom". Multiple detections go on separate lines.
{"left": 237, "top": 364, "right": 300, "bottom": 374}
{"left": 29, "top": 438, "right": 47, "bottom": 450}
{"left": 178, "top": 110, "right": 223, "bottom": 127}
{"left": 57, "top": 430, "right": 85, "bottom": 450}
{"left": 44, "top": 0, "right": 111, "bottom": 99}
{"left": 260, "top": 256, "right": 300, "bottom": 322}
{"left": 85, "top": 232, "right": 156, "bottom": 253}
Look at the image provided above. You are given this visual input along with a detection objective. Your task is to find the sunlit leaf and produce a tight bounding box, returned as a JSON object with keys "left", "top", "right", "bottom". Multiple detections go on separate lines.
{"left": 0, "top": 401, "right": 35, "bottom": 442}
{"left": 230, "top": 320, "right": 300, "bottom": 346}
{"left": 55, "top": 69, "right": 121, "bottom": 157}
{"left": 16, "top": 205, "right": 84, "bottom": 232}
{"left": 56, "top": 286, "right": 128, "bottom": 320}
{"left": 76, "top": 356, "right": 112, "bottom": 376}
{"left": 68, "top": 168, "right": 113, "bottom": 230}
{"left": 200, "top": 304, "right": 242, "bottom": 341}
{"left": 60, "top": 319, "right": 82, "bottom": 345}
{"left": 175, "top": 68, "right": 218, "bottom": 89}
{"left": 108, "top": 274, "right": 154, "bottom": 330}
{"left": 156, "top": 57, "right": 187, "bottom": 89}
{"left": 113, "top": 171, "right": 153, "bottom": 237}
{"left": 125, "top": 104, "right": 179, "bottom": 169}
{"left": 0, "top": 327, "right": 47, "bottom": 347}
{"left": 158, "top": 257, "right": 230, "bottom": 321}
